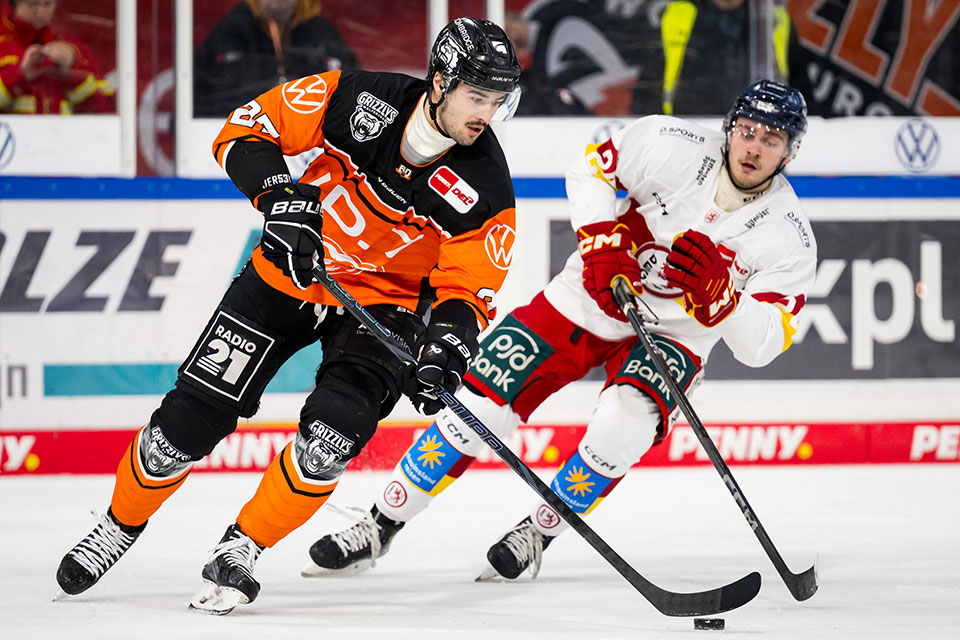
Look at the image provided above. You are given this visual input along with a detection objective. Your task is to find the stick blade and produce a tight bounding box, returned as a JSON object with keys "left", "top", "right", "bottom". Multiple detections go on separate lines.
{"left": 649, "top": 571, "right": 761, "bottom": 617}
{"left": 786, "top": 559, "right": 818, "bottom": 601}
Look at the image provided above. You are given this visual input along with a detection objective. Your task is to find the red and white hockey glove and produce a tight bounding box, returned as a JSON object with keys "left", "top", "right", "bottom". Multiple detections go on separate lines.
{"left": 662, "top": 229, "right": 740, "bottom": 327}
{"left": 577, "top": 210, "right": 649, "bottom": 322}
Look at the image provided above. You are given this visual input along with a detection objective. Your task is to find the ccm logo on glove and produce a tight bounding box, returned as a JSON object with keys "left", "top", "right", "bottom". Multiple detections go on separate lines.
{"left": 577, "top": 209, "right": 652, "bottom": 322}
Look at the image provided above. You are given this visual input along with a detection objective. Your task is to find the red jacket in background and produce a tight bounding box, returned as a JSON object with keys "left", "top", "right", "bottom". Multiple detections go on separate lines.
{"left": 0, "top": 3, "right": 113, "bottom": 114}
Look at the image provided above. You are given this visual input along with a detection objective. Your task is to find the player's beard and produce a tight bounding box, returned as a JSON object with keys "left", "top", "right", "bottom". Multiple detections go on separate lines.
{"left": 437, "top": 104, "right": 486, "bottom": 146}
{"left": 726, "top": 153, "right": 777, "bottom": 192}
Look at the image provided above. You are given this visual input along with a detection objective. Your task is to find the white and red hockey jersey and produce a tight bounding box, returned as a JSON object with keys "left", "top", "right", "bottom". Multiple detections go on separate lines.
{"left": 545, "top": 115, "right": 817, "bottom": 367}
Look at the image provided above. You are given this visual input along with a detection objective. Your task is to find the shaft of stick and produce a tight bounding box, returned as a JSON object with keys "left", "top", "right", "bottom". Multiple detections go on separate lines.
{"left": 313, "top": 266, "right": 762, "bottom": 615}
{"left": 612, "top": 276, "right": 817, "bottom": 601}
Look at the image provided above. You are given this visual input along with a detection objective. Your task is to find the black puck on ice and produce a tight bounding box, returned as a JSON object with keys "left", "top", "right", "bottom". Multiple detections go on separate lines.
{"left": 693, "top": 618, "right": 725, "bottom": 630}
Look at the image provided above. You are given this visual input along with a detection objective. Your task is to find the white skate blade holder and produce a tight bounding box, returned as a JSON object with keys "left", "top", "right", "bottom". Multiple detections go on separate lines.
{"left": 475, "top": 562, "right": 506, "bottom": 582}
{"left": 188, "top": 580, "right": 249, "bottom": 615}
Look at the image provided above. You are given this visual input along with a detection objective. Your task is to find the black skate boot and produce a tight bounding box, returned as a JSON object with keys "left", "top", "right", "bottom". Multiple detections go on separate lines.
{"left": 478, "top": 517, "right": 555, "bottom": 580}
{"left": 189, "top": 523, "right": 265, "bottom": 615}
{"left": 301, "top": 505, "right": 405, "bottom": 577}
{"left": 56, "top": 508, "right": 146, "bottom": 596}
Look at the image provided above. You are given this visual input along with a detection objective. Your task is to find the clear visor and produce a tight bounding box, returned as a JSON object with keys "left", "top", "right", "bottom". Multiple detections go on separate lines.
{"left": 728, "top": 121, "right": 792, "bottom": 160}
{"left": 460, "top": 81, "right": 523, "bottom": 122}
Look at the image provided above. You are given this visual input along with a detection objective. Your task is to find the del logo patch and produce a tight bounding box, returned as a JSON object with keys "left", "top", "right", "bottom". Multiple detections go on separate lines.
{"left": 429, "top": 167, "right": 478, "bottom": 213}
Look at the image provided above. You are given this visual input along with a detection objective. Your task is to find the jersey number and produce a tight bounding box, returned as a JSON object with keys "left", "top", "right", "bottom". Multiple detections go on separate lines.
{"left": 229, "top": 100, "right": 280, "bottom": 138}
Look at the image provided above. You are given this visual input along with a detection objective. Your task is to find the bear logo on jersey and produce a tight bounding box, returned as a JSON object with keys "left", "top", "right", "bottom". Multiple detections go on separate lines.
{"left": 350, "top": 92, "right": 398, "bottom": 142}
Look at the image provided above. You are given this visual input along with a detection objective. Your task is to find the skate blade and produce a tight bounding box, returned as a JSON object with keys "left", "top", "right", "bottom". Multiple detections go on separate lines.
{"left": 300, "top": 557, "right": 374, "bottom": 578}
{"left": 188, "top": 580, "right": 249, "bottom": 615}
{"left": 52, "top": 589, "right": 71, "bottom": 602}
{"left": 475, "top": 562, "right": 504, "bottom": 582}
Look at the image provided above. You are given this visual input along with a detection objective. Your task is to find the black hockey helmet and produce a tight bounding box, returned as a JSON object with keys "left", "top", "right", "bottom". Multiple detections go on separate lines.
{"left": 427, "top": 17, "right": 522, "bottom": 122}
{"left": 723, "top": 79, "right": 808, "bottom": 155}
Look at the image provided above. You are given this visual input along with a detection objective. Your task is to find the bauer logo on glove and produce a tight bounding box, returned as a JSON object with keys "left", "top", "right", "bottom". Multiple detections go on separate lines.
{"left": 662, "top": 229, "right": 740, "bottom": 327}
{"left": 255, "top": 183, "right": 325, "bottom": 290}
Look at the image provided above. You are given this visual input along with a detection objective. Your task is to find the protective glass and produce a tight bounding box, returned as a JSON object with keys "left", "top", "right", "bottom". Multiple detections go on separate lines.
{"left": 459, "top": 81, "right": 523, "bottom": 122}
{"left": 728, "top": 121, "right": 792, "bottom": 160}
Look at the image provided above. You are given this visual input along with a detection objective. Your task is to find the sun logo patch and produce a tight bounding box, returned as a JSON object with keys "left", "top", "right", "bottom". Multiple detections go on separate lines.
{"left": 416, "top": 434, "right": 446, "bottom": 469}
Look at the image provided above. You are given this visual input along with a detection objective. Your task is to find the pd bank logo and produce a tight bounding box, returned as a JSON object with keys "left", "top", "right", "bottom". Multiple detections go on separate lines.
{"left": 429, "top": 166, "right": 478, "bottom": 213}
{"left": 895, "top": 119, "right": 940, "bottom": 173}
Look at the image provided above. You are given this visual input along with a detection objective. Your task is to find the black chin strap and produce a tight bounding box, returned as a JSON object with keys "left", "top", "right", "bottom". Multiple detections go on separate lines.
{"left": 428, "top": 90, "right": 453, "bottom": 139}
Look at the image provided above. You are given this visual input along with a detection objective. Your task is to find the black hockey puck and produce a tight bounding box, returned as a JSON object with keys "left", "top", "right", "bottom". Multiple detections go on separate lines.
{"left": 693, "top": 618, "right": 725, "bottom": 630}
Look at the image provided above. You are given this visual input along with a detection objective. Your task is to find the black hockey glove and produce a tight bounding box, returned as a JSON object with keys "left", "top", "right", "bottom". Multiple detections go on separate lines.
{"left": 403, "top": 319, "right": 479, "bottom": 416}
{"left": 256, "top": 183, "right": 324, "bottom": 290}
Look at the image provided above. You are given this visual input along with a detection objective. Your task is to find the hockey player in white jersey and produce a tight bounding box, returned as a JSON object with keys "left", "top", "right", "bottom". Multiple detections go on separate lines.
{"left": 303, "top": 80, "right": 817, "bottom": 580}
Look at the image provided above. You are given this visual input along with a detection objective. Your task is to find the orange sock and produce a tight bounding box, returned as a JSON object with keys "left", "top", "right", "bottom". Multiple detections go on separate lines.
{"left": 110, "top": 426, "right": 192, "bottom": 527}
{"left": 236, "top": 442, "right": 339, "bottom": 548}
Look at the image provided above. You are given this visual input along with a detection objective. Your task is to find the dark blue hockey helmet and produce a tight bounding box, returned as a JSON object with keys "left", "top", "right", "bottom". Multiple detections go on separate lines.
{"left": 723, "top": 80, "right": 808, "bottom": 155}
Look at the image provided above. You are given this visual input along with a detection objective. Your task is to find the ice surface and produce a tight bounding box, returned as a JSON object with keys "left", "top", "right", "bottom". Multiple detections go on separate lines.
{"left": 2, "top": 464, "right": 958, "bottom": 639}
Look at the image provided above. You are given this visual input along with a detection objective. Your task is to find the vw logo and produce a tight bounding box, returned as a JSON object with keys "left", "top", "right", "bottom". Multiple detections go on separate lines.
{"left": 894, "top": 119, "right": 940, "bottom": 173}
{"left": 591, "top": 120, "right": 626, "bottom": 145}
{"left": 0, "top": 121, "right": 15, "bottom": 171}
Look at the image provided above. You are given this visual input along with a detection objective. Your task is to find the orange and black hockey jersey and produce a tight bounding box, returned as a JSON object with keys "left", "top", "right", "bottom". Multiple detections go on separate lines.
{"left": 212, "top": 70, "right": 517, "bottom": 328}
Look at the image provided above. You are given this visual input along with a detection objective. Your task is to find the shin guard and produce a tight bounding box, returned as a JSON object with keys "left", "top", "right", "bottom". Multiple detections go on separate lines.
{"left": 375, "top": 421, "right": 476, "bottom": 521}
{"left": 236, "top": 442, "right": 339, "bottom": 548}
{"left": 110, "top": 425, "right": 192, "bottom": 527}
{"left": 529, "top": 450, "right": 625, "bottom": 537}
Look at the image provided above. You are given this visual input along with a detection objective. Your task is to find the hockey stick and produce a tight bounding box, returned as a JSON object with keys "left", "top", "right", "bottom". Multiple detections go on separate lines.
{"left": 611, "top": 276, "right": 818, "bottom": 601}
{"left": 313, "top": 266, "right": 760, "bottom": 617}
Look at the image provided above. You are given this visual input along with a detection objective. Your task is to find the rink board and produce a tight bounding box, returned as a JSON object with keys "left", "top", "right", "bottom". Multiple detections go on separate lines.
{"left": 2, "top": 421, "right": 959, "bottom": 475}
{"left": 1, "top": 176, "right": 959, "bottom": 466}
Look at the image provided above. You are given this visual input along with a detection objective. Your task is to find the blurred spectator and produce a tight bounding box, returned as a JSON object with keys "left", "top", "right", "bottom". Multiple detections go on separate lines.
{"left": 633, "top": 0, "right": 803, "bottom": 116}
{"left": 194, "top": 0, "right": 357, "bottom": 117}
{"left": 510, "top": 0, "right": 647, "bottom": 116}
{"left": 0, "top": 0, "right": 114, "bottom": 114}
{"left": 504, "top": 9, "right": 591, "bottom": 115}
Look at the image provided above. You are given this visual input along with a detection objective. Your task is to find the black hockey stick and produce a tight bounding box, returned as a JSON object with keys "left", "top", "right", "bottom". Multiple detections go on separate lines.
{"left": 612, "top": 276, "right": 818, "bottom": 601}
{"left": 313, "top": 266, "right": 761, "bottom": 617}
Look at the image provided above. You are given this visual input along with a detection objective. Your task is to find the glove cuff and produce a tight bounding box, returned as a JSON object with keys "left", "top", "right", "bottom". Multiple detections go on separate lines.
{"left": 577, "top": 220, "right": 630, "bottom": 256}
{"left": 430, "top": 299, "right": 480, "bottom": 333}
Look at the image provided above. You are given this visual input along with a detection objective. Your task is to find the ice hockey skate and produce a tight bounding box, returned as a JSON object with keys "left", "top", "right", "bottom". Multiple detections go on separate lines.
{"left": 55, "top": 509, "right": 146, "bottom": 598}
{"left": 301, "top": 505, "right": 405, "bottom": 577}
{"left": 189, "top": 524, "right": 264, "bottom": 615}
{"left": 477, "top": 517, "right": 554, "bottom": 581}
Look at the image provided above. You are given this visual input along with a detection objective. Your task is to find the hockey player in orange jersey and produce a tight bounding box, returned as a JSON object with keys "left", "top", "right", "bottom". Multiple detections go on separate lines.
{"left": 55, "top": 17, "right": 521, "bottom": 614}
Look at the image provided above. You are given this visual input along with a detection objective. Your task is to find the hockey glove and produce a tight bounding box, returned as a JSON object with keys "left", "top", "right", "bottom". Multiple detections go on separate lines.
{"left": 403, "top": 319, "right": 479, "bottom": 416}
{"left": 662, "top": 229, "right": 740, "bottom": 327}
{"left": 256, "top": 183, "right": 324, "bottom": 290}
{"left": 577, "top": 210, "right": 650, "bottom": 321}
